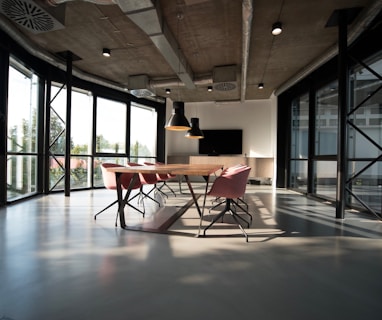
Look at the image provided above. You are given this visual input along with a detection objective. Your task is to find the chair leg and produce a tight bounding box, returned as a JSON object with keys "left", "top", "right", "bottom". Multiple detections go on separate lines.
{"left": 114, "top": 192, "right": 146, "bottom": 227}
{"left": 139, "top": 186, "right": 161, "bottom": 206}
{"left": 94, "top": 199, "right": 118, "bottom": 219}
{"left": 158, "top": 181, "right": 176, "bottom": 197}
{"left": 203, "top": 199, "right": 250, "bottom": 241}
{"left": 230, "top": 210, "right": 249, "bottom": 242}
{"left": 208, "top": 199, "right": 226, "bottom": 214}
{"left": 178, "top": 176, "right": 184, "bottom": 194}
{"left": 232, "top": 199, "right": 252, "bottom": 222}
{"left": 146, "top": 184, "right": 168, "bottom": 200}
{"left": 203, "top": 205, "right": 229, "bottom": 235}
{"left": 122, "top": 190, "right": 145, "bottom": 217}
{"left": 230, "top": 205, "right": 251, "bottom": 228}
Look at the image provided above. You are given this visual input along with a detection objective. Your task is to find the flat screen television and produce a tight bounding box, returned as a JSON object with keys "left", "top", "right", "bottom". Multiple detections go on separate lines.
{"left": 198, "top": 129, "right": 242, "bottom": 155}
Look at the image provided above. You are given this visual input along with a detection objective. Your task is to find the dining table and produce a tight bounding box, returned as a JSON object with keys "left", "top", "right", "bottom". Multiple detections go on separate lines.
{"left": 104, "top": 163, "right": 223, "bottom": 236}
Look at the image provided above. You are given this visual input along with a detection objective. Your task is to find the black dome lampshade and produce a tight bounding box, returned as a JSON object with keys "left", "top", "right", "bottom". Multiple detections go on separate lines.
{"left": 165, "top": 101, "right": 191, "bottom": 131}
{"left": 185, "top": 117, "right": 204, "bottom": 139}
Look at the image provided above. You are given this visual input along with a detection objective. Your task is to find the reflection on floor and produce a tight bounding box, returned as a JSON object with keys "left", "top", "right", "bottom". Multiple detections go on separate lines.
{"left": 1, "top": 183, "right": 382, "bottom": 320}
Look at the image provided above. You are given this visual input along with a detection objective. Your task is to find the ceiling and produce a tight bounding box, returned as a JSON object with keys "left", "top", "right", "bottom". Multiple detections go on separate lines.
{"left": 0, "top": 0, "right": 380, "bottom": 103}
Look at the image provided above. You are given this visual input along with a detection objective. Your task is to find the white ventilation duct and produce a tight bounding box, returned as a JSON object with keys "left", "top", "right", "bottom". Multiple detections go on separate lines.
{"left": 241, "top": 0, "right": 253, "bottom": 102}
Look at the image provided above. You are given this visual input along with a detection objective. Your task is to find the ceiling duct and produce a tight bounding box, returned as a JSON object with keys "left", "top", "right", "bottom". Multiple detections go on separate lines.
{"left": 128, "top": 74, "right": 156, "bottom": 98}
{"left": 120, "top": 0, "right": 196, "bottom": 89}
{"left": 212, "top": 65, "right": 237, "bottom": 91}
{"left": 0, "top": 0, "right": 65, "bottom": 33}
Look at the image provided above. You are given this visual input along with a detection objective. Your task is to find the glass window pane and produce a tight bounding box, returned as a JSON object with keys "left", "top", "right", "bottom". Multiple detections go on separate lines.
{"left": 314, "top": 160, "right": 337, "bottom": 199}
{"left": 71, "top": 90, "right": 93, "bottom": 155}
{"left": 349, "top": 57, "right": 382, "bottom": 159}
{"left": 49, "top": 155, "right": 65, "bottom": 191}
{"left": 70, "top": 156, "right": 92, "bottom": 189}
{"left": 315, "top": 81, "right": 338, "bottom": 155}
{"left": 7, "top": 155, "right": 38, "bottom": 200}
{"left": 7, "top": 63, "right": 38, "bottom": 153}
{"left": 348, "top": 161, "right": 382, "bottom": 212}
{"left": 96, "top": 98, "right": 126, "bottom": 153}
{"left": 93, "top": 157, "right": 129, "bottom": 187}
{"left": 50, "top": 84, "right": 67, "bottom": 155}
{"left": 130, "top": 103, "right": 157, "bottom": 161}
{"left": 291, "top": 93, "right": 309, "bottom": 159}
{"left": 290, "top": 160, "right": 308, "bottom": 191}
{"left": 7, "top": 59, "right": 39, "bottom": 201}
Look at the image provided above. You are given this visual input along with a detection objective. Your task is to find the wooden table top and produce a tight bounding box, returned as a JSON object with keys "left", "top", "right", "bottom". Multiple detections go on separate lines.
{"left": 105, "top": 163, "right": 223, "bottom": 176}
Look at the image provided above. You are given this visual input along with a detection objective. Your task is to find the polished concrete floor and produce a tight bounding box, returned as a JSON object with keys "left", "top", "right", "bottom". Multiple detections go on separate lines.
{"left": 1, "top": 183, "right": 382, "bottom": 320}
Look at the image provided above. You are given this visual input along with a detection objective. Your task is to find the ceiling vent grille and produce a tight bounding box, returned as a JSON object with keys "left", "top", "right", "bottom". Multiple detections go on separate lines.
{"left": 214, "top": 82, "right": 236, "bottom": 91}
{"left": 128, "top": 75, "right": 156, "bottom": 98}
{"left": 212, "top": 65, "right": 237, "bottom": 91}
{"left": 0, "top": 0, "right": 65, "bottom": 33}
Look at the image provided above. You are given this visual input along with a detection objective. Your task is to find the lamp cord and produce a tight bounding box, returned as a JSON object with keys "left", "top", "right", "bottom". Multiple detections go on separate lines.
{"left": 261, "top": 0, "right": 285, "bottom": 84}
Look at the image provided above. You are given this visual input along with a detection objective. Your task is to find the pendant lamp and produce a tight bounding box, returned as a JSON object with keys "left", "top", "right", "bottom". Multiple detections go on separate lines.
{"left": 165, "top": 101, "right": 191, "bottom": 131}
{"left": 185, "top": 117, "right": 204, "bottom": 139}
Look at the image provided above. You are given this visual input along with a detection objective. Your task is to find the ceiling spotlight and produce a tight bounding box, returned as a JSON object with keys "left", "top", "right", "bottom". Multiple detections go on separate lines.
{"left": 258, "top": 83, "right": 264, "bottom": 89}
{"left": 271, "top": 22, "right": 282, "bottom": 36}
{"left": 102, "top": 48, "right": 111, "bottom": 57}
{"left": 207, "top": 86, "right": 213, "bottom": 92}
{"left": 165, "top": 88, "right": 171, "bottom": 94}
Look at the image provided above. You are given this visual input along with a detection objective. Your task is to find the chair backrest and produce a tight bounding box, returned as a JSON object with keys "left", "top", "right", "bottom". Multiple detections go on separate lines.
{"left": 208, "top": 165, "right": 251, "bottom": 199}
{"left": 144, "top": 161, "right": 170, "bottom": 180}
{"left": 128, "top": 162, "right": 158, "bottom": 184}
{"left": 101, "top": 163, "right": 141, "bottom": 190}
{"left": 220, "top": 163, "right": 247, "bottom": 176}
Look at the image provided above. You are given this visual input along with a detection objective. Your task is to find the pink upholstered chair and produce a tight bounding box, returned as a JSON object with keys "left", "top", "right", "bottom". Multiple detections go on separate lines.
{"left": 203, "top": 165, "right": 252, "bottom": 241}
{"left": 94, "top": 163, "right": 144, "bottom": 226}
{"left": 209, "top": 164, "right": 249, "bottom": 212}
{"left": 128, "top": 162, "right": 161, "bottom": 206}
{"left": 144, "top": 161, "right": 176, "bottom": 198}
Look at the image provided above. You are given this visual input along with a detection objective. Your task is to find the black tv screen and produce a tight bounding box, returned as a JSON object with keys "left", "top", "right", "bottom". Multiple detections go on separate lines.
{"left": 199, "top": 129, "right": 242, "bottom": 155}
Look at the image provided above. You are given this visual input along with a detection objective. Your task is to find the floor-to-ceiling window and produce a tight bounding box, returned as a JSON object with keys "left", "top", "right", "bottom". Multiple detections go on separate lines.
{"left": 7, "top": 57, "right": 39, "bottom": 201}
{"left": 49, "top": 84, "right": 94, "bottom": 191}
{"left": 70, "top": 88, "right": 93, "bottom": 190}
{"left": 279, "top": 15, "right": 382, "bottom": 217}
{"left": 290, "top": 92, "right": 309, "bottom": 192}
{"left": 130, "top": 102, "right": 158, "bottom": 163}
{"left": 348, "top": 51, "right": 382, "bottom": 213}
{"left": 313, "top": 80, "right": 338, "bottom": 199}
{"left": 94, "top": 97, "right": 129, "bottom": 187}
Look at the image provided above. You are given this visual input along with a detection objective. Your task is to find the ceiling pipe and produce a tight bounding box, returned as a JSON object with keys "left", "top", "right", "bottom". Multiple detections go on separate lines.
{"left": 241, "top": 0, "right": 253, "bottom": 103}
{"left": 150, "top": 74, "right": 213, "bottom": 89}
{"left": 118, "top": 0, "right": 196, "bottom": 89}
{"left": 274, "top": 0, "right": 382, "bottom": 96}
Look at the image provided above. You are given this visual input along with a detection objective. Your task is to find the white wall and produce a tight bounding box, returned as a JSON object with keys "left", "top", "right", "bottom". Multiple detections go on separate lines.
{"left": 165, "top": 95, "right": 278, "bottom": 159}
